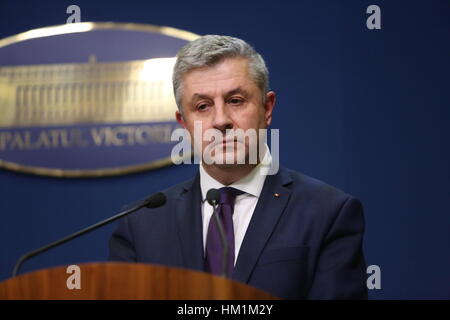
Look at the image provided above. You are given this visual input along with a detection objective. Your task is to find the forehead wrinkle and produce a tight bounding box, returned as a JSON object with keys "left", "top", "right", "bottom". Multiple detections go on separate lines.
{"left": 190, "top": 86, "right": 251, "bottom": 103}
{"left": 182, "top": 58, "right": 255, "bottom": 104}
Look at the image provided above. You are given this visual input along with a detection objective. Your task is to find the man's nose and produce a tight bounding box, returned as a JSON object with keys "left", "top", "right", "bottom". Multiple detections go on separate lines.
{"left": 212, "top": 103, "right": 233, "bottom": 133}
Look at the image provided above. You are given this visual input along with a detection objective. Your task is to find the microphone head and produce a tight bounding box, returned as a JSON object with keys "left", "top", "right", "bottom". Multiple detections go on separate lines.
{"left": 206, "top": 188, "right": 220, "bottom": 206}
{"left": 144, "top": 192, "right": 166, "bottom": 208}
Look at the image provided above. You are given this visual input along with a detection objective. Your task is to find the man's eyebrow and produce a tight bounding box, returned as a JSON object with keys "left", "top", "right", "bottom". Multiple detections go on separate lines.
{"left": 224, "top": 87, "right": 250, "bottom": 98}
{"left": 191, "top": 93, "right": 211, "bottom": 102}
{"left": 189, "top": 87, "right": 251, "bottom": 103}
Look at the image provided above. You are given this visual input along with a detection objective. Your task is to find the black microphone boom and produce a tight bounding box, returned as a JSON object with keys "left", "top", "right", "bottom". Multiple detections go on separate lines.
{"left": 12, "top": 192, "right": 166, "bottom": 277}
{"left": 206, "top": 188, "right": 230, "bottom": 278}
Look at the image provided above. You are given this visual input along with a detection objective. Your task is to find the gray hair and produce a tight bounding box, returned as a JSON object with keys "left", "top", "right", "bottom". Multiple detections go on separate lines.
{"left": 172, "top": 35, "right": 269, "bottom": 112}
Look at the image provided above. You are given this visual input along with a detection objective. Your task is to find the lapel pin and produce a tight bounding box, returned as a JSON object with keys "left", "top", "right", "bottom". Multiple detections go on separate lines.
{"left": 274, "top": 193, "right": 280, "bottom": 198}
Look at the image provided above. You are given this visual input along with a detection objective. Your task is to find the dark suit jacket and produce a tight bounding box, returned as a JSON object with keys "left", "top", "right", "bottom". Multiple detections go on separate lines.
{"left": 108, "top": 167, "right": 368, "bottom": 299}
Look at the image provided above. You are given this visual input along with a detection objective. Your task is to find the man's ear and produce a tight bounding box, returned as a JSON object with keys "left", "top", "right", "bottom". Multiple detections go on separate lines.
{"left": 176, "top": 110, "right": 186, "bottom": 128}
{"left": 264, "top": 91, "right": 276, "bottom": 126}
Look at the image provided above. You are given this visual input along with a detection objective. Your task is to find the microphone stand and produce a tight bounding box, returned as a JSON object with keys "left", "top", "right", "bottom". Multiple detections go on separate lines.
{"left": 210, "top": 199, "right": 230, "bottom": 278}
{"left": 12, "top": 197, "right": 161, "bottom": 277}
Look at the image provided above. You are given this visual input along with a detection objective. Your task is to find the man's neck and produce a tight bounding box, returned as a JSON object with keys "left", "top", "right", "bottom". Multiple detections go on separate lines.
{"left": 201, "top": 163, "right": 258, "bottom": 186}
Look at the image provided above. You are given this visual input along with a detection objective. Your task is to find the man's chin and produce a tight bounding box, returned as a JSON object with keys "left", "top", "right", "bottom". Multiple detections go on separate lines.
{"left": 204, "top": 151, "right": 246, "bottom": 166}
{"left": 211, "top": 162, "right": 242, "bottom": 168}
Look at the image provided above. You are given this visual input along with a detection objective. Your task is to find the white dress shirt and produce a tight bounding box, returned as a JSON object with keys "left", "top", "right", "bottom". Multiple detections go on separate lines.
{"left": 200, "top": 146, "right": 272, "bottom": 265}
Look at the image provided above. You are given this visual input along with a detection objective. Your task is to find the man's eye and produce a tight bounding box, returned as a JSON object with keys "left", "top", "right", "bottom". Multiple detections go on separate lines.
{"left": 197, "top": 104, "right": 208, "bottom": 111}
{"left": 229, "top": 98, "right": 244, "bottom": 105}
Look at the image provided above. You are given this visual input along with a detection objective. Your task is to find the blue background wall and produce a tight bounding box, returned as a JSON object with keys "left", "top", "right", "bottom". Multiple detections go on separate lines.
{"left": 0, "top": 0, "right": 449, "bottom": 299}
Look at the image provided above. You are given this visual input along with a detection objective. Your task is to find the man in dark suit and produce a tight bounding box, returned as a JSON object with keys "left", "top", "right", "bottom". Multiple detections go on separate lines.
{"left": 109, "top": 35, "right": 368, "bottom": 299}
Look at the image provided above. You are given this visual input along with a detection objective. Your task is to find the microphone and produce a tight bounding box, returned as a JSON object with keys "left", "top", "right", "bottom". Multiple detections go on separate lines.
{"left": 206, "top": 188, "right": 230, "bottom": 278}
{"left": 12, "top": 192, "right": 166, "bottom": 277}
{"left": 206, "top": 188, "right": 220, "bottom": 206}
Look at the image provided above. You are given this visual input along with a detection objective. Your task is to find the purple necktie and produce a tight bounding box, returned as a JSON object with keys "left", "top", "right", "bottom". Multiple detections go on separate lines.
{"left": 204, "top": 187, "right": 244, "bottom": 277}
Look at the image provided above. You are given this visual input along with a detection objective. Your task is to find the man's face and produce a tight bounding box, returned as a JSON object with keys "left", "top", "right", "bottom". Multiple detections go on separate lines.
{"left": 176, "top": 57, "right": 275, "bottom": 167}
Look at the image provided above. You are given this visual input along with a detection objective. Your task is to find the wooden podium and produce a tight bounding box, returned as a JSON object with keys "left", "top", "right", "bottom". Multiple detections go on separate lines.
{"left": 0, "top": 263, "right": 276, "bottom": 300}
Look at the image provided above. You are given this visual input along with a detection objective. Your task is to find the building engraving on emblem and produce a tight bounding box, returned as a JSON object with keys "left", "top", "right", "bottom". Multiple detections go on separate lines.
{"left": 0, "top": 57, "right": 177, "bottom": 127}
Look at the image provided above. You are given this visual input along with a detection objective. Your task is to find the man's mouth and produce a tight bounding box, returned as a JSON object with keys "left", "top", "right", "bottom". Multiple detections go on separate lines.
{"left": 214, "top": 137, "right": 242, "bottom": 148}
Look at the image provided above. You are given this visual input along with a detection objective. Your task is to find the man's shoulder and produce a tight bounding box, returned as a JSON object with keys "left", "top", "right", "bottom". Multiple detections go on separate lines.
{"left": 279, "top": 167, "right": 364, "bottom": 230}
{"left": 123, "top": 175, "right": 197, "bottom": 211}
{"left": 280, "top": 166, "right": 354, "bottom": 203}
{"left": 160, "top": 175, "right": 197, "bottom": 199}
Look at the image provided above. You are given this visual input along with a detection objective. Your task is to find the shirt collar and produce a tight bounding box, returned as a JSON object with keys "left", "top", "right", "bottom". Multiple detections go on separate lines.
{"left": 200, "top": 144, "right": 272, "bottom": 200}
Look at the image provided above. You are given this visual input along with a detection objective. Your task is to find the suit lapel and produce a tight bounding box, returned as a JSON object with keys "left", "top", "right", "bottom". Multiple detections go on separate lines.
{"left": 175, "top": 173, "right": 205, "bottom": 271}
{"left": 232, "top": 167, "right": 293, "bottom": 283}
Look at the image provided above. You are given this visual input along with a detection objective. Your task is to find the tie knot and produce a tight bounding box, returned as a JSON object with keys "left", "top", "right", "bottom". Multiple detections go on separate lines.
{"left": 219, "top": 187, "right": 244, "bottom": 205}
